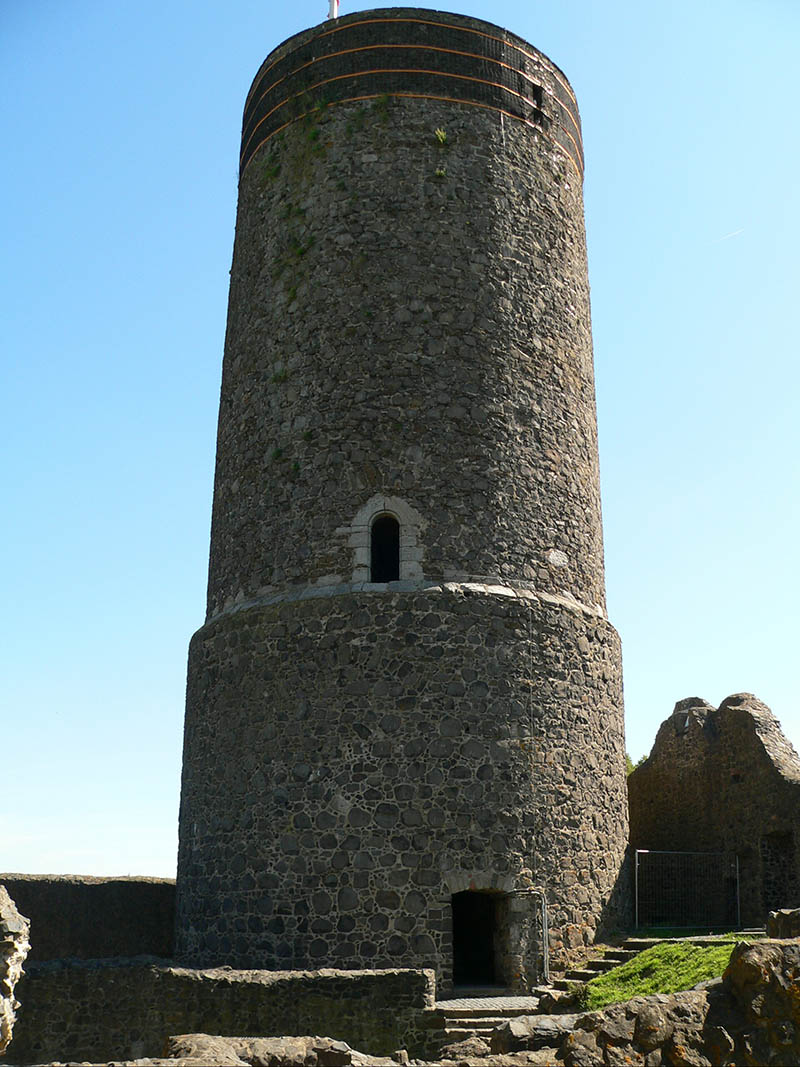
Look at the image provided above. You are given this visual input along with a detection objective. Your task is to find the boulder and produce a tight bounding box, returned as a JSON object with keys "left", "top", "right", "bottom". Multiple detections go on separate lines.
{"left": 165, "top": 1033, "right": 397, "bottom": 1065}
{"left": 490, "top": 1013, "right": 579, "bottom": 1053}
{"left": 438, "top": 1034, "right": 491, "bottom": 1060}
{"left": 723, "top": 938, "right": 800, "bottom": 1061}
{"left": 767, "top": 908, "right": 800, "bottom": 938}
{"left": 165, "top": 1033, "right": 251, "bottom": 1065}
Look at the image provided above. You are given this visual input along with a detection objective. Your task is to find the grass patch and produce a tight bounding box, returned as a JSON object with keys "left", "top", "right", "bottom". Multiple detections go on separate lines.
{"left": 584, "top": 941, "right": 735, "bottom": 1011}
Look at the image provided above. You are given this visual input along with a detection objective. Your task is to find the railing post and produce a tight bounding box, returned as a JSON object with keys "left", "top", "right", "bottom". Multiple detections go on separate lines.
{"left": 635, "top": 850, "right": 640, "bottom": 929}
{"left": 736, "top": 854, "right": 741, "bottom": 929}
{"left": 541, "top": 893, "right": 549, "bottom": 984}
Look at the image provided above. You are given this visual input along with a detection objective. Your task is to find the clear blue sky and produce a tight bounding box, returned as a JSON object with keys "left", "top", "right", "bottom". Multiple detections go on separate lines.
{"left": 3, "top": 0, "right": 798, "bottom": 877}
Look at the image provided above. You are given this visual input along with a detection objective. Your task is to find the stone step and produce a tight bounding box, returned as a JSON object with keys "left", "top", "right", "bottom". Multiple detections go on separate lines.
{"left": 581, "top": 950, "right": 638, "bottom": 972}
{"left": 442, "top": 1005, "right": 539, "bottom": 1019}
{"left": 439, "top": 1007, "right": 539, "bottom": 1024}
{"left": 552, "top": 978, "right": 579, "bottom": 991}
{"left": 544, "top": 949, "right": 642, "bottom": 994}
{"left": 444, "top": 1018, "right": 519, "bottom": 1033}
{"left": 443, "top": 1029, "right": 496, "bottom": 1041}
{"left": 447, "top": 986, "right": 511, "bottom": 998}
{"left": 603, "top": 948, "right": 638, "bottom": 963}
{"left": 584, "top": 958, "right": 619, "bottom": 972}
{"left": 622, "top": 936, "right": 740, "bottom": 952}
{"left": 563, "top": 968, "right": 598, "bottom": 982}
{"left": 436, "top": 997, "right": 542, "bottom": 1041}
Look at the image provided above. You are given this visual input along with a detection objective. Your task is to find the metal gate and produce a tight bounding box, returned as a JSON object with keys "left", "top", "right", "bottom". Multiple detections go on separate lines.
{"left": 635, "top": 850, "right": 740, "bottom": 929}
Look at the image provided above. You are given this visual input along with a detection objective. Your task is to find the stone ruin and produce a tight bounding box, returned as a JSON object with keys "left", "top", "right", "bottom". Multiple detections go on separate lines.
{"left": 628, "top": 692, "right": 800, "bottom": 927}
{"left": 0, "top": 884, "right": 30, "bottom": 1057}
{"left": 11, "top": 938, "right": 800, "bottom": 1064}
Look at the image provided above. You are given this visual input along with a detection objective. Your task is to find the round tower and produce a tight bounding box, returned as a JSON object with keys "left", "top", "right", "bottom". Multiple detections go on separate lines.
{"left": 175, "top": 7, "right": 628, "bottom": 991}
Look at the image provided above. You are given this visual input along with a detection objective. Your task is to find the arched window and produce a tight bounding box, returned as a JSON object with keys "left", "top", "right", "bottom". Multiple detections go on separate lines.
{"left": 370, "top": 514, "right": 400, "bottom": 582}
{"left": 339, "top": 494, "right": 424, "bottom": 584}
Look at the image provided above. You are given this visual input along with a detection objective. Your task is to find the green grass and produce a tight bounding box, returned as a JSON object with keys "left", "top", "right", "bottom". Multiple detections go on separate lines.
{"left": 583, "top": 941, "right": 736, "bottom": 1011}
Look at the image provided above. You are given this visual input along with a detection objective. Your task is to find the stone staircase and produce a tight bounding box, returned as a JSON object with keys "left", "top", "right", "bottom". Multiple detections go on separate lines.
{"left": 432, "top": 991, "right": 542, "bottom": 1043}
{"left": 550, "top": 930, "right": 763, "bottom": 994}
{"left": 431, "top": 933, "right": 765, "bottom": 1044}
{"left": 551, "top": 945, "right": 638, "bottom": 992}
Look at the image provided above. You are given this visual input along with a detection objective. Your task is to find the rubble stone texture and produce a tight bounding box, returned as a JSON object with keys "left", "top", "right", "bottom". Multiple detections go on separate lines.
{"left": 10, "top": 963, "right": 434, "bottom": 1064}
{"left": 174, "top": 6, "right": 629, "bottom": 991}
{"left": 0, "top": 884, "right": 30, "bottom": 1056}
{"left": 628, "top": 693, "right": 800, "bottom": 926}
{"left": 0, "top": 874, "right": 175, "bottom": 962}
{"left": 20, "top": 944, "right": 800, "bottom": 1064}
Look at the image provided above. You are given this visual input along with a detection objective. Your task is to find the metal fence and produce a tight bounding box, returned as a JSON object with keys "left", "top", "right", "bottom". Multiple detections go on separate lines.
{"left": 635, "top": 850, "right": 740, "bottom": 929}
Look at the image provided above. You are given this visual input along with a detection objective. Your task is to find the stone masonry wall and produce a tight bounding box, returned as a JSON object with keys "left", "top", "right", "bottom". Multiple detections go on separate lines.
{"left": 0, "top": 875, "right": 175, "bottom": 962}
{"left": 176, "top": 583, "right": 628, "bottom": 989}
{"left": 10, "top": 960, "right": 435, "bottom": 1064}
{"left": 628, "top": 693, "right": 800, "bottom": 926}
{"left": 176, "top": 7, "right": 628, "bottom": 992}
{"left": 205, "top": 11, "right": 606, "bottom": 620}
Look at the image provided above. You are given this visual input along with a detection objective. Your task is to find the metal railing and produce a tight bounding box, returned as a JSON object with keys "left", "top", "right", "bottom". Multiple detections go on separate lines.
{"left": 635, "top": 850, "right": 740, "bottom": 929}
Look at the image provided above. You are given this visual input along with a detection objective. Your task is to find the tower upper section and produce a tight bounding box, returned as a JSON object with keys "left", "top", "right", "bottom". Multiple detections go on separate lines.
{"left": 240, "top": 10, "right": 583, "bottom": 177}
{"left": 205, "top": 8, "right": 608, "bottom": 619}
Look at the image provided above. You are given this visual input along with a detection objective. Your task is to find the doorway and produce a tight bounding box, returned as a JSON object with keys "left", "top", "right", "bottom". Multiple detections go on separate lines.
{"left": 452, "top": 890, "right": 507, "bottom": 986}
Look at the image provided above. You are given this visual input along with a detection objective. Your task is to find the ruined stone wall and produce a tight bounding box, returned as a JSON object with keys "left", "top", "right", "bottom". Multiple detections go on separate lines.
{"left": 0, "top": 875, "right": 175, "bottom": 961}
{"left": 10, "top": 960, "right": 435, "bottom": 1064}
{"left": 628, "top": 694, "right": 800, "bottom": 926}
{"left": 176, "top": 7, "right": 628, "bottom": 990}
{"left": 0, "top": 886, "right": 30, "bottom": 1058}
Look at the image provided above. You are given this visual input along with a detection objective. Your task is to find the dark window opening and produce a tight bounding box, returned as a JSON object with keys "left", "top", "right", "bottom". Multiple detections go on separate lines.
{"left": 452, "top": 890, "right": 500, "bottom": 986}
{"left": 371, "top": 514, "right": 400, "bottom": 582}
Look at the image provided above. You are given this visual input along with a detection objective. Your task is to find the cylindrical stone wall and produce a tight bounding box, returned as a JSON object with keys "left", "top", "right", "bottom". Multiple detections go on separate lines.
{"left": 176, "top": 8, "right": 628, "bottom": 990}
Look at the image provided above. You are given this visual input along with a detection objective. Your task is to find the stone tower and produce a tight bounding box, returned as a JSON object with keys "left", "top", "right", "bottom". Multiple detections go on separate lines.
{"left": 175, "top": 7, "right": 628, "bottom": 992}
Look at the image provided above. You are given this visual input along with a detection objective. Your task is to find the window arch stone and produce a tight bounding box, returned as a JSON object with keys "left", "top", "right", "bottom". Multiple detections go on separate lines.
{"left": 336, "top": 494, "right": 426, "bottom": 584}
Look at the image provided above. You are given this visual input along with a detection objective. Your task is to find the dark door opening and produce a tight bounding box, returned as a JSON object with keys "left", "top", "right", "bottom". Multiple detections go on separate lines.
{"left": 452, "top": 890, "right": 498, "bottom": 986}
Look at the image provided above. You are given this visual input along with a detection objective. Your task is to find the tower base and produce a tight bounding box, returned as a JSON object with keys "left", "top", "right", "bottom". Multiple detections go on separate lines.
{"left": 175, "top": 581, "right": 628, "bottom": 990}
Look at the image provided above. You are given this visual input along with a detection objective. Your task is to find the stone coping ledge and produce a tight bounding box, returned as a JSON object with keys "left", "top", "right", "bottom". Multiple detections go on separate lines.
{"left": 167, "top": 965, "right": 435, "bottom": 989}
{"left": 25, "top": 956, "right": 435, "bottom": 988}
{"left": 208, "top": 578, "right": 607, "bottom": 628}
{"left": 25, "top": 955, "right": 174, "bottom": 973}
{"left": 0, "top": 874, "right": 175, "bottom": 885}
